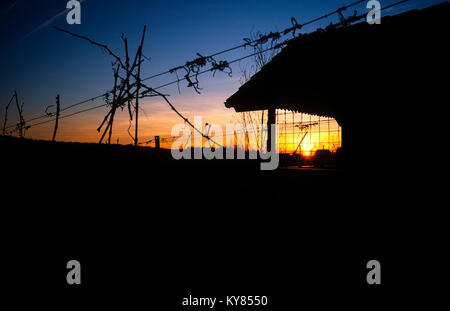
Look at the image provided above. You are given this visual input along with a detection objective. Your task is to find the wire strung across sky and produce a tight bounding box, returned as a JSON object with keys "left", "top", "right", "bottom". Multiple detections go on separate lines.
{"left": 3, "top": 0, "right": 368, "bottom": 132}
{"left": 14, "top": 43, "right": 309, "bottom": 132}
{"left": 3, "top": 0, "right": 408, "bottom": 136}
{"left": 139, "top": 118, "right": 338, "bottom": 146}
{"left": 140, "top": 0, "right": 368, "bottom": 83}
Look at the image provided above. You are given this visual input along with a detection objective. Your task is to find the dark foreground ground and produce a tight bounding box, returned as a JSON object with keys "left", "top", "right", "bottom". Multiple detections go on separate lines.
{"left": 0, "top": 136, "right": 443, "bottom": 308}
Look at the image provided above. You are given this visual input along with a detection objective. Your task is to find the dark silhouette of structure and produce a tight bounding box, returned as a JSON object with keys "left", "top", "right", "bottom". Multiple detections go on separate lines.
{"left": 225, "top": 3, "right": 449, "bottom": 170}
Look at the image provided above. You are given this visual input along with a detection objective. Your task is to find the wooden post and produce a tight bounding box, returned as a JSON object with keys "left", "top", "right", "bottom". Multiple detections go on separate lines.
{"left": 98, "top": 65, "right": 119, "bottom": 144}
{"left": 52, "top": 95, "right": 60, "bottom": 142}
{"left": 2, "top": 93, "right": 15, "bottom": 136}
{"left": 2, "top": 104, "right": 8, "bottom": 136}
{"left": 14, "top": 91, "right": 25, "bottom": 138}
{"left": 107, "top": 66, "right": 120, "bottom": 144}
{"left": 267, "top": 108, "right": 276, "bottom": 152}
{"left": 107, "top": 108, "right": 116, "bottom": 144}
{"left": 134, "top": 25, "right": 147, "bottom": 146}
{"left": 259, "top": 110, "right": 264, "bottom": 153}
{"left": 155, "top": 136, "right": 160, "bottom": 149}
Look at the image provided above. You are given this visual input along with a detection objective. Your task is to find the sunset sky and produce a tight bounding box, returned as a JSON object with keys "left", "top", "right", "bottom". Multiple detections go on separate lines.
{"left": 0, "top": 0, "right": 442, "bottom": 145}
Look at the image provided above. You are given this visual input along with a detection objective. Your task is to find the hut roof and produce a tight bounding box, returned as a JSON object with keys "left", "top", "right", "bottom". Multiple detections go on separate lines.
{"left": 224, "top": 2, "right": 449, "bottom": 123}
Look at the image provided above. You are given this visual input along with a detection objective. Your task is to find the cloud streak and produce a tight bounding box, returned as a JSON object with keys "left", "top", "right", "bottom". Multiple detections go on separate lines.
{"left": 20, "top": 0, "right": 87, "bottom": 42}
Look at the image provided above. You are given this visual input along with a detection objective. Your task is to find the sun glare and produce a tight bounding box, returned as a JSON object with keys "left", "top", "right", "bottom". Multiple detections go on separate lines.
{"left": 301, "top": 142, "right": 313, "bottom": 157}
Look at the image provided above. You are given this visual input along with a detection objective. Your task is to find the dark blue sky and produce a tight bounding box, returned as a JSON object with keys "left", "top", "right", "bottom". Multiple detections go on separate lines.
{"left": 0, "top": 0, "right": 444, "bottom": 142}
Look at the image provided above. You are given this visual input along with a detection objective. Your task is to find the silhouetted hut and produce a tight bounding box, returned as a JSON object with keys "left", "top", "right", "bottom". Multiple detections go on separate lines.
{"left": 225, "top": 3, "right": 449, "bottom": 169}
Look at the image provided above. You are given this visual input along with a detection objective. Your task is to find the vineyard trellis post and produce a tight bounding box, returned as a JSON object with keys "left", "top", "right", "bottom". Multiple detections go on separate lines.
{"left": 155, "top": 136, "right": 160, "bottom": 149}
{"left": 53, "top": 25, "right": 222, "bottom": 148}
{"left": 14, "top": 91, "right": 26, "bottom": 138}
{"left": 52, "top": 94, "right": 61, "bottom": 142}
{"left": 53, "top": 26, "right": 153, "bottom": 146}
{"left": 2, "top": 93, "right": 16, "bottom": 136}
{"left": 134, "top": 26, "right": 146, "bottom": 146}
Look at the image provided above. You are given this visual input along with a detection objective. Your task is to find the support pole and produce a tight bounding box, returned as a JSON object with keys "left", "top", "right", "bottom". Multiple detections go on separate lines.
{"left": 2, "top": 93, "right": 15, "bottom": 136}
{"left": 134, "top": 25, "right": 147, "bottom": 146}
{"left": 107, "top": 66, "right": 120, "bottom": 144}
{"left": 14, "top": 91, "right": 25, "bottom": 138}
{"left": 267, "top": 108, "right": 276, "bottom": 152}
{"left": 52, "top": 95, "right": 60, "bottom": 142}
{"left": 155, "top": 136, "right": 160, "bottom": 149}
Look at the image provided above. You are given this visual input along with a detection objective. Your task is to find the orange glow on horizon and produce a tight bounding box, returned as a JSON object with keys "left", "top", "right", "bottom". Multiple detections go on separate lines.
{"left": 21, "top": 105, "right": 341, "bottom": 156}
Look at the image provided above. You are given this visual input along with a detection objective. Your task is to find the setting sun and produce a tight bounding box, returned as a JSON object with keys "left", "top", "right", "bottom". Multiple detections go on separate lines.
{"left": 301, "top": 142, "right": 313, "bottom": 157}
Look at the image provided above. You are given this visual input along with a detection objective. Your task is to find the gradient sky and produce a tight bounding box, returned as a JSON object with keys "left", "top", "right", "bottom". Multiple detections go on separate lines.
{"left": 0, "top": 0, "right": 443, "bottom": 144}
